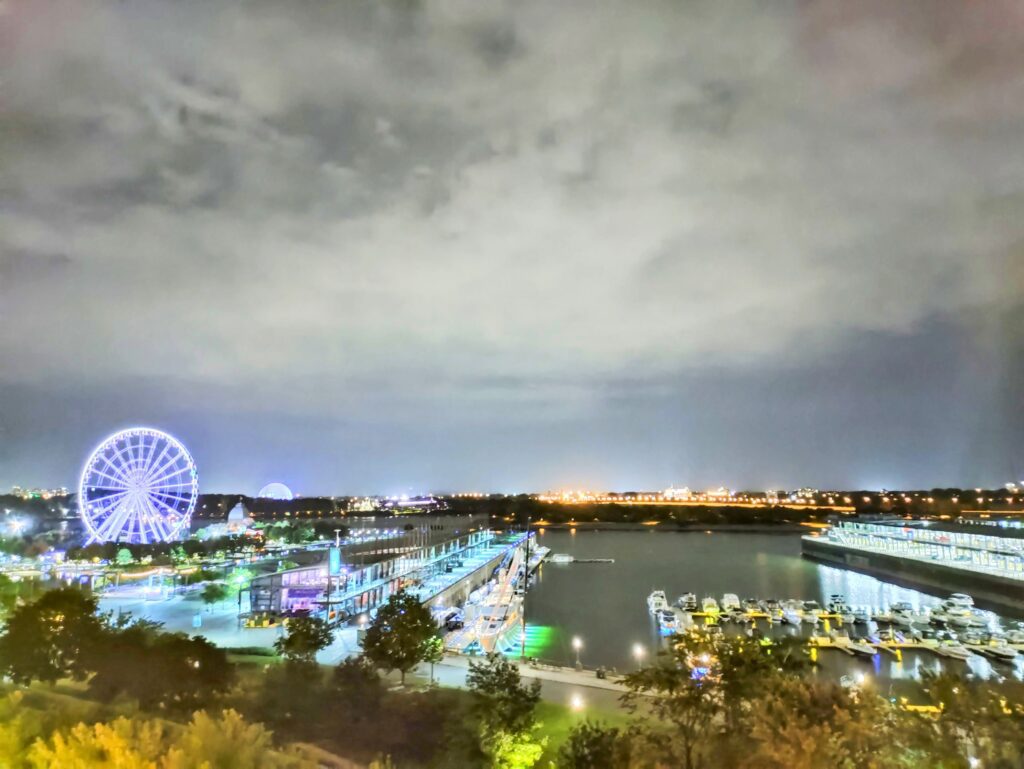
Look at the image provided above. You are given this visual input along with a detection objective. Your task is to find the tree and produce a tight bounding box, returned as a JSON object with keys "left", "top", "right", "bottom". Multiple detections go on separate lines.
{"left": 360, "top": 589, "right": 437, "bottom": 685}
{"left": 0, "top": 586, "right": 104, "bottom": 684}
{"left": 87, "top": 623, "right": 233, "bottom": 712}
{"left": 424, "top": 636, "right": 444, "bottom": 684}
{"left": 621, "top": 632, "right": 723, "bottom": 769}
{"left": 115, "top": 547, "right": 133, "bottom": 566}
{"left": 274, "top": 616, "right": 334, "bottom": 664}
{"left": 26, "top": 710, "right": 316, "bottom": 769}
{"left": 558, "top": 721, "right": 630, "bottom": 769}
{"left": 487, "top": 728, "right": 544, "bottom": 769}
{"left": 332, "top": 656, "right": 385, "bottom": 718}
{"left": 0, "top": 574, "right": 20, "bottom": 621}
{"left": 200, "top": 582, "right": 230, "bottom": 610}
{"left": 466, "top": 653, "right": 542, "bottom": 735}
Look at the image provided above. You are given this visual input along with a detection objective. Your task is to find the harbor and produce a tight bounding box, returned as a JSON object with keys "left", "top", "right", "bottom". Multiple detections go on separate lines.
{"left": 519, "top": 528, "right": 1024, "bottom": 683}
{"left": 645, "top": 588, "right": 1024, "bottom": 666}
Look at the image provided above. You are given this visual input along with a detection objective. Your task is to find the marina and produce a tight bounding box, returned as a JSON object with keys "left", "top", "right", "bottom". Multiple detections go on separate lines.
{"left": 521, "top": 529, "right": 1024, "bottom": 682}
{"left": 645, "top": 588, "right": 1024, "bottom": 663}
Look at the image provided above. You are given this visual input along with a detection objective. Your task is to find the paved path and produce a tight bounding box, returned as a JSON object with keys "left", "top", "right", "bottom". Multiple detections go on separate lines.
{"left": 97, "top": 594, "right": 630, "bottom": 709}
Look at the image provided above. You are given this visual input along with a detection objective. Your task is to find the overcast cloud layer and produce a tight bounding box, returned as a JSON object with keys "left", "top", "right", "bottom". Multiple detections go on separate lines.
{"left": 1, "top": 0, "right": 1022, "bottom": 494}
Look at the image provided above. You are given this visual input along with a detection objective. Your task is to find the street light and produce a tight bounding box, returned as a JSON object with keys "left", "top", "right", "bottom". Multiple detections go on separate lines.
{"left": 572, "top": 636, "right": 583, "bottom": 668}
{"left": 632, "top": 643, "right": 645, "bottom": 669}
{"left": 570, "top": 693, "right": 585, "bottom": 712}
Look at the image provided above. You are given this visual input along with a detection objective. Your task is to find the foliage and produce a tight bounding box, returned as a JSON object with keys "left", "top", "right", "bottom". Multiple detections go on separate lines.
{"left": 622, "top": 630, "right": 806, "bottom": 769}
{"left": 87, "top": 623, "right": 233, "bottom": 711}
{"left": 467, "top": 654, "right": 542, "bottom": 735}
{"left": 485, "top": 727, "right": 545, "bottom": 769}
{"left": 424, "top": 635, "right": 444, "bottom": 683}
{"left": 0, "top": 586, "right": 104, "bottom": 684}
{"left": 557, "top": 721, "right": 630, "bottom": 769}
{"left": 0, "top": 574, "right": 20, "bottom": 620}
{"left": 360, "top": 589, "right": 437, "bottom": 684}
{"left": 24, "top": 709, "right": 314, "bottom": 769}
{"left": 200, "top": 582, "right": 231, "bottom": 608}
{"left": 331, "top": 656, "right": 386, "bottom": 718}
{"left": 273, "top": 616, "right": 334, "bottom": 664}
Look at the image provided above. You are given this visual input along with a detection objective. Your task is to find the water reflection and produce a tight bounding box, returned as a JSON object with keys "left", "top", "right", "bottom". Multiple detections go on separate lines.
{"left": 526, "top": 529, "right": 1023, "bottom": 682}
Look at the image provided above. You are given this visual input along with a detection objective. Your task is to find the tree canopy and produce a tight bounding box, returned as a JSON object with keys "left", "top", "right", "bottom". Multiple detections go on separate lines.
{"left": 273, "top": 616, "right": 334, "bottom": 664}
{"left": 360, "top": 589, "right": 437, "bottom": 685}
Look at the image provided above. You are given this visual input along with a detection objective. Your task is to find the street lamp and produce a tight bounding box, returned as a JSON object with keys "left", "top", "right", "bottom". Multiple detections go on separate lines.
{"left": 570, "top": 693, "right": 585, "bottom": 712}
{"left": 572, "top": 636, "right": 583, "bottom": 668}
{"left": 632, "top": 643, "right": 645, "bottom": 669}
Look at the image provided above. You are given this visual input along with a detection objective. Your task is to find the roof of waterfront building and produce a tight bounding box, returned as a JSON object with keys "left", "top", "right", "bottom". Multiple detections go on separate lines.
{"left": 852, "top": 517, "right": 1024, "bottom": 541}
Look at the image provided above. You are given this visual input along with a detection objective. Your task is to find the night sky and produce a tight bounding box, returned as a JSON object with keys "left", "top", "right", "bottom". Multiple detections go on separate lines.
{"left": 1, "top": 0, "right": 1022, "bottom": 494}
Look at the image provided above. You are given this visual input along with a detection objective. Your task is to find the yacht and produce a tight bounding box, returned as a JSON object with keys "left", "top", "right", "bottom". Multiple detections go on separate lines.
{"left": 701, "top": 596, "right": 721, "bottom": 616}
{"left": 851, "top": 607, "right": 871, "bottom": 625}
{"left": 802, "top": 601, "right": 823, "bottom": 624}
{"left": 948, "top": 593, "right": 974, "bottom": 609}
{"left": 981, "top": 638, "right": 1019, "bottom": 664}
{"left": 721, "top": 593, "right": 741, "bottom": 612}
{"left": 947, "top": 608, "right": 987, "bottom": 630}
{"left": 549, "top": 553, "right": 574, "bottom": 564}
{"left": 672, "top": 607, "right": 695, "bottom": 632}
{"left": 677, "top": 593, "right": 699, "bottom": 611}
{"left": 937, "top": 639, "right": 974, "bottom": 661}
{"left": 827, "top": 626, "right": 876, "bottom": 659}
{"left": 781, "top": 600, "right": 803, "bottom": 626}
{"left": 657, "top": 608, "right": 678, "bottom": 635}
{"left": 827, "top": 596, "right": 855, "bottom": 624}
{"left": 742, "top": 598, "right": 762, "bottom": 613}
{"left": 647, "top": 590, "right": 669, "bottom": 614}
{"left": 891, "top": 603, "right": 922, "bottom": 629}
{"left": 1005, "top": 626, "right": 1024, "bottom": 645}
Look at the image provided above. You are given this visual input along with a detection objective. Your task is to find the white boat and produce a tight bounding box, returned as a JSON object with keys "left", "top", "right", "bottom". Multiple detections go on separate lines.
{"left": 851, "top": 607, "right": 871, "bottom": 625}
{"left": 947, "top": 608, "right": 987, "bottom": 630}
{"left": 1006, "top": 628, "right": 1024, "bottom": 644}
{"left": 781, "top": 600, "right": 803, "bottom": 626}
{"left": 979, "top": 638, "right": 1019, "bottom": 663}
{"left": 948, "top": 593, "right": 974, "bottom": 609}
{"left": 657, "top": 608, "right": 678, "bottom": 634}
{"left": 831, "top": 629, "right": 875, "bottom": 657}
{"left": 677, "top": 592, "right": 699, "bottom": 611}
{"left": 701, "top": 596, "right": 720, "bottom": 616}
{"left": 891, "top": 608, "right": 922, "bottom": 629}
{"left": 672, "top": 607, "right": 694, "bottom": 632}
{"left": 802, "top": 601, "right": 822, "bottom": 624}
{"left": 937, "top": 640, "right": 974, "bottom": 661}
{"left": 549, "top": 553, "right": 574, "bottom": 564}
{"left": 721, "top": 593, "right": 741, "bottom": 612}
{"left": 647, "top": 590, "right": 669, "bottom": 614}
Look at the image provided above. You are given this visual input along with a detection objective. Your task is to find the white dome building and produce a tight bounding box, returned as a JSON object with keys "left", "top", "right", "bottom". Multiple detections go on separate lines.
{"left": 197, "top": 500, "right": 254, "bottom": 540}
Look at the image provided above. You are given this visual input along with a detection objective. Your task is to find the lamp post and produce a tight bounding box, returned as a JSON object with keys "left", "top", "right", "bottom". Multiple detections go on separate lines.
{"left": 632, "top": 643, "right": 645, "bottom": 670}
{"left": 572, "top": 636, "right": 583, "bottom": 669}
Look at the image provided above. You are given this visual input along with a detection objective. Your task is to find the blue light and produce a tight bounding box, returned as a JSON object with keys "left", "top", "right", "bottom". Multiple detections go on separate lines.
{"left": 78, "top": 427, "right": 198, "bottom": 545}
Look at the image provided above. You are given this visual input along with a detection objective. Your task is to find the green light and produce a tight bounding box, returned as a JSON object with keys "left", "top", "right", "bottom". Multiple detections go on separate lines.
{"left": 505, "top": 623, "right": 557, "bottom": 659}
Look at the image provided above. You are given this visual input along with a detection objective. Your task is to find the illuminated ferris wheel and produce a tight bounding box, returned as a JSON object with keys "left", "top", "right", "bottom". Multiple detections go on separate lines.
{"left": 78, "top": 427, "right": 198, "bottom": 544}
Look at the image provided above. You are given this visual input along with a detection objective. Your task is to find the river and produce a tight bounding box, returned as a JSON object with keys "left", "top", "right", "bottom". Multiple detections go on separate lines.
{"left": 521, "top": 528, "right": 1023, "bottom": 685}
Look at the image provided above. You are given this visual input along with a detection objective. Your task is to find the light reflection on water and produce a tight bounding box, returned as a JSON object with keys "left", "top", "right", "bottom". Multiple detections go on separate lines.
{"left": 525, "top": 529, "right": 1023, "bottom": 683}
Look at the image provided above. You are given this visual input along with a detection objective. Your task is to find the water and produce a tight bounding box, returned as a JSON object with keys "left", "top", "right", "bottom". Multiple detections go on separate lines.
{"left": 522, "top": 529, "right": 1023, "bottom": 684}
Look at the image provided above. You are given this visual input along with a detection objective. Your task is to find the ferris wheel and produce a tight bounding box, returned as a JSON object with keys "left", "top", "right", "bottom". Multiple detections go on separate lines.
{"left": 78, "top": 427, "right": 198, "bottom": 544}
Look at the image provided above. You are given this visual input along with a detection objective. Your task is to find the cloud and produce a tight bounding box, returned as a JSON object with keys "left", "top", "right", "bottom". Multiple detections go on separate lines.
{"left": 0, "top": 0, "right": 1022, "bottom": 489}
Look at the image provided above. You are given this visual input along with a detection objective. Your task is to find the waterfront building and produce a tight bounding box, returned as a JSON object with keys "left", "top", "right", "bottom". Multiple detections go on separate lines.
{"left": 803, "top": 517, "right": 1024, "bottom": 611}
